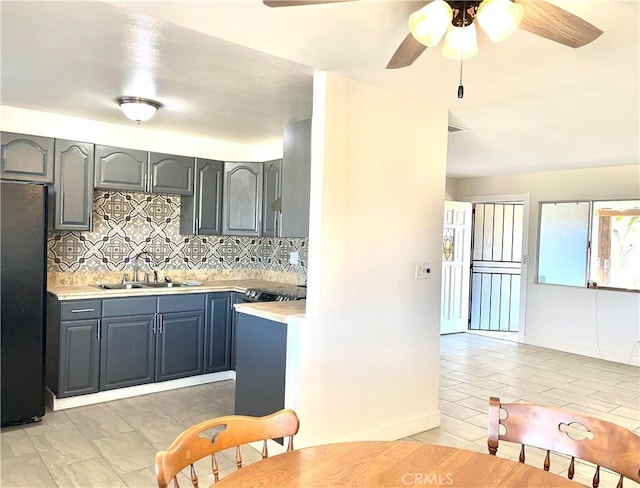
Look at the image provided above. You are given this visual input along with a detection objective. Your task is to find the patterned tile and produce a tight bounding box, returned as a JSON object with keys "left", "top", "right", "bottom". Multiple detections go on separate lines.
{"left": 48, "top": 191, "right": 308, "bottom": 274}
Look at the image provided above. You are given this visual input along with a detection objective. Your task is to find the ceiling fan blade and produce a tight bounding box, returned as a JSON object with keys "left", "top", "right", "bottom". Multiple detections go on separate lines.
{"left": 386, "top": 33, "right": 427, "bottom": 69}
{"left": 517, "top": 0, "right": 603, "bottom": 48}
{"left": 263, "top": 0, "right": 358, "bottom": 7}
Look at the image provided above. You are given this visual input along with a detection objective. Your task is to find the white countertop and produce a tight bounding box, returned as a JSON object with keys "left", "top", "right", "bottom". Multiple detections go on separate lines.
{"left": 233, "top": 300, "right": 306, "bottom": 324}
{"left": 48, "top": 279, "right": 305, "bottom": 301}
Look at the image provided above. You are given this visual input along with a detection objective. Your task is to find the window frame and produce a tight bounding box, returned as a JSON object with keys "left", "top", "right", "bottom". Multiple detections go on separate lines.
{"left": 536, "top": 199, "right": 640, "bottom": 292}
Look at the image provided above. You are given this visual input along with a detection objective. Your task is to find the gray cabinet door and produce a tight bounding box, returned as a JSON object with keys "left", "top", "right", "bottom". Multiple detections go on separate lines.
{"left": 155, "top": 311, "right": 204, "bottom": 381}
{"left": 100, "top": 315, "right": 155, "bottom": 390}
{"left": 180, "top": 158, "right": 224, "bottom": 235}
{"left": 58, "top": 320, "right": 100, "bottom": 398}
{"left": 281, "top": 119, "right": 311, "bottom": 237}
{"left": 149, "top": 152, "right": 195, "bottom": 195}
{"left": 223, "top": 162, "right": 263, "bottom": 236}
{"left": 53, "top": 139, "right": 94, "bottom": 231}
{"left": 1, "top": 132, "right": 54, "bottom": 183}
{"left": 205, "top": 293, "right": 232, "bottom": 373}
{"left": 262, "top": 159, "right": 282, "bottom": 237}
{"left": 234, "top": 314, "right": 286, "bottom": 419}
{"left": 94, "top": 145, "right": 148, "bottom": 192}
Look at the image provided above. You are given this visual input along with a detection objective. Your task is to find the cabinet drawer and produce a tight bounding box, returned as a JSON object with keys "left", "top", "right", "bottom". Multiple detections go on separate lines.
{"left": 158, "top": 294, "right": 205, "bottom": 313}
{"left": 102, "top": 297, "right": 156, "bottom": 317}
{"left": 61, "top": 300, "right": 101, "bottom": 321}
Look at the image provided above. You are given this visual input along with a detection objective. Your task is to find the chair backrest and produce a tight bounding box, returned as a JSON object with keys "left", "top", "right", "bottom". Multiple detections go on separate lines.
{"left": 155, "top": 408, "right": 300, "bottom": 487}
{"left": 487, "top": 396, "right": 640, "bottom": 488}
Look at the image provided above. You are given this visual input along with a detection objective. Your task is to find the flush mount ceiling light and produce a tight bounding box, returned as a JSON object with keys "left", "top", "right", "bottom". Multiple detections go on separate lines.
{"left": 117, "top": 97, "right": 162, "bottom": 123}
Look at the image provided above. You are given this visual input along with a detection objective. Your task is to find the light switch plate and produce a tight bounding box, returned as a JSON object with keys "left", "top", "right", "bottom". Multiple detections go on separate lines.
{"left": 415, "top": 262, "right": 431, "bottom": 280}
{"left": 289, "top": 251, "right": 299, "bottom": 265}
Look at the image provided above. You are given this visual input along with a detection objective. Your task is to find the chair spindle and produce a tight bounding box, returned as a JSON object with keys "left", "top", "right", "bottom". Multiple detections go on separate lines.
{"left": 235, "top": 445, "right": 243, "bottom": 470}
{"left": 568, "top": 456, "right": 575, "bottom": 479}
{"left": 543, "top": 450, "right": 550, "bottom": 471}
{"left": 592, "top": 465, "right": 600, "bottom": 488}
{"left": 616, "top": 474, "right": 623, "bottom": 488}
{"left": 189, "top": 464, "right": 198, "bottom": 488}
{"left": 212, "top": 453, "right": 220, "bottom": 483}
{"left": 287, "top": 435, "right": 295, "bottom": 452}
{"left": 519, "top": 444, "right": 526, "bottom": 463}
{"left": 262, "top": 439, "right": 268, "bottom": 458}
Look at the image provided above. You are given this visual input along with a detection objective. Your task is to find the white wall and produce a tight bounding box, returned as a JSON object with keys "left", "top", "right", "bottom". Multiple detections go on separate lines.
{"left": 0, "top": 105, "right": 282, "bottom": 161}
{"left": 287, "top": 73, "right": 448, "bottom": 447}
{"left": 453, "top": 164, "right": 640, "bottom": 366}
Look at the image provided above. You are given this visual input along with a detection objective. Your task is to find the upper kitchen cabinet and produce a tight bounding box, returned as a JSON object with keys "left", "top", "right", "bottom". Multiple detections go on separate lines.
{"left": 262, "top": 159, "right": 282, "bottom": 237}
{"left": 281, "top": 119, "right": 311, "bottom": 238}
{"left": 1, "top": 132, "right": 54, "bottom": 183}
{"left": 223, "top": 162, "right": 263, "bottom": 236}
{"left": 52, "top": 139, "right": 94, "bottom": 231}
{"left": 180, "top": 158, "right": 224, "bottom": 235}
{"left": 149, "top": 152, "right": 194, "bottom": 195}
{"left": 94, "top": 145, "right": 147, "bottom": 192}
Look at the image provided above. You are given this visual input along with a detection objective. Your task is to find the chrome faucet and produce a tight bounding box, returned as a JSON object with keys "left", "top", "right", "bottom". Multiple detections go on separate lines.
{"left": 132, "top": 251, "right": 155, "bottom": 282}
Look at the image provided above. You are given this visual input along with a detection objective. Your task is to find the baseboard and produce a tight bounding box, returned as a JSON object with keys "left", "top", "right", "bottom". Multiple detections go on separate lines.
{"left": 342, "top": 410, "right": 441, "bottom": 443}
{"left": 47, "top": 371, "right": 236, "bottom": 411}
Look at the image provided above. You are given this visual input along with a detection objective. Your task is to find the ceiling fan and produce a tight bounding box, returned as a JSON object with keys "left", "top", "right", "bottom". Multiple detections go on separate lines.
{"left": 262, "top": 0, "right": 603, "bottom": 70}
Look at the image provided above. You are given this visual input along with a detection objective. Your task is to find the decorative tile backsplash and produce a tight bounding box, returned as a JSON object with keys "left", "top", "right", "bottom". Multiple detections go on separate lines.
{"left": 47, "top": 191, "right": 307, "bottom": 274}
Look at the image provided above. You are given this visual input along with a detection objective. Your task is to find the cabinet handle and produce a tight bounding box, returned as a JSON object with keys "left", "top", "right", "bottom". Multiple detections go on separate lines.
{"left": 71, "top": 308, "right": 95, "bottom": 313}
{"left": 143, "top": 173, "right": 148, "bottom": 192}
{"left": 195, "top": 217, "right": 199, "bottom": 234}
{"left": 158, "top": 314, "right": 164, "bottom": 334}
{"left": 153, "top": 313, "right": 157, "bottom": 334}
{"left": 97, "top": 319, "right": 101, "bottom": 341}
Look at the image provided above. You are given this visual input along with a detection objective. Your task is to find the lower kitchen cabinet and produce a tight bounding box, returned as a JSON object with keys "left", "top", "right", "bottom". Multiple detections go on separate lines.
{"left": 46, "top": 298, "right": 102, "bottom": 399}
{"left": 205, "top": 293, "right": 232, "bottom": 373}
{"left": 47, "top": 292, "right": 228, "bottom": 399}
{"left": 234, "top": 313, "right": 286, "bottom": 418}
{"left": 156, "top": 310, "right": 204, "bottom": 381}
{"left": 100, "top": 315, "right": 156, "bottom": 391}
{"left": 58, "top": 319, "right": 100, "bottom": 397}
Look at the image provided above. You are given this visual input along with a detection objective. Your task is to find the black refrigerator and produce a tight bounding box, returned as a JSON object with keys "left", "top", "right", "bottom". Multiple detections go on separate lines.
{"left": 1, "top": 181, "right": 47, "bottom": 426}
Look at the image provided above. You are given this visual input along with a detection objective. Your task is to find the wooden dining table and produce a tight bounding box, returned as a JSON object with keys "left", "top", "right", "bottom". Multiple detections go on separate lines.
{"left": 214, "top": 441, "right": 584, "bottom": 487}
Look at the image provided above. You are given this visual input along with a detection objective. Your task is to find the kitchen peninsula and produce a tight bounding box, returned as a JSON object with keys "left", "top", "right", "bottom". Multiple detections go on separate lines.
{"left": 233, "top": 299, "right": 305, "bottom": 425}
{"left": 46, "top": 279, "right": 305, "bottom": 411}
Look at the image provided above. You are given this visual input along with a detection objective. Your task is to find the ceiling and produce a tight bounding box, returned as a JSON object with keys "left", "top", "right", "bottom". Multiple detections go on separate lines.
{"left": 1, "top": 0, "right": 638, "bottom": 178}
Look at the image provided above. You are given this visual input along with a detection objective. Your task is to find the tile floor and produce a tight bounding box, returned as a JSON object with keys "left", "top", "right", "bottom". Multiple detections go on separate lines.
{"left": 1, "top": 333, "right": 639, "bottom": 488}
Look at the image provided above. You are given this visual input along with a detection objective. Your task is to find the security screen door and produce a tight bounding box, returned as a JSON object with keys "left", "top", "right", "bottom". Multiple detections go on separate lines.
{"left": 469, "top": 203, "right": 523, "bottom": 331}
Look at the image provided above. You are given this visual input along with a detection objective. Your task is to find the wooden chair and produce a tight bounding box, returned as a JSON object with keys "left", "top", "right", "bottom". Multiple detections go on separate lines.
{"left": 155, "top": 409, "right": 300, "bottom": 488}
{"left": 487, "top": 396, "right": 640, "bottom": 488}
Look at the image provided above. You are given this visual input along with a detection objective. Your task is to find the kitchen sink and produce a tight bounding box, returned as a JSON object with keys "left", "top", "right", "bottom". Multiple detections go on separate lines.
{"left": 92, "top": 282, "right": 182, "bottom": 290}
{"left": 140, "top": 282, "right": 182, "bottom": 288}
{"left": 94, "top": 283, "right": 146, "bottom": 290}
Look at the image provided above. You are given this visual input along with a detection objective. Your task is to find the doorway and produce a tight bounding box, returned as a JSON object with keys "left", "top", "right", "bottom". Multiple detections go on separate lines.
{"left": 469, "top": 202, "right": 524, "bottom": 333}
{"left": 440, "top": 196, "right": 528, "bottom": 339}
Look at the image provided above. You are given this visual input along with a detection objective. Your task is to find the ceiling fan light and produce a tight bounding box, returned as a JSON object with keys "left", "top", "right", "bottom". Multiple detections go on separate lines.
{"left": 476, "top": 0, "right": 524, "bottom": 43}
{"left": 408, "top": 0, "right": 453, "bottom": 47}
{"left": 118, "top": 96, "right": 161, "bottom": 123}
{"left": 442, "top": 23, "right": 478, "bottom": 60}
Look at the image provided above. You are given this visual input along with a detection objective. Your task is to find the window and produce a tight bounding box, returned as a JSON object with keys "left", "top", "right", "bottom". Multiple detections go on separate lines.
{"left": 537, "top": 200, "right": 640, "bottom": 291}
{"left": 589, "top": 200, "right": 640, "bottom": 290}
